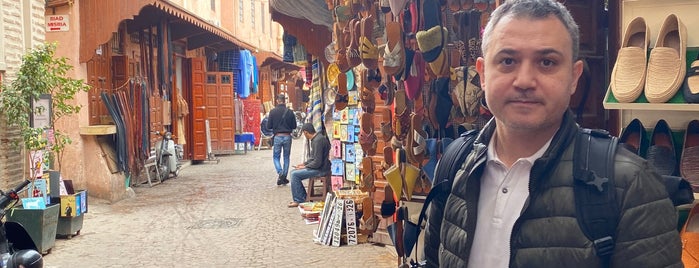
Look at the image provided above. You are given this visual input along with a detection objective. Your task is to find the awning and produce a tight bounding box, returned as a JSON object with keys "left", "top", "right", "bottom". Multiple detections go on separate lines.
{"left": 255, "top": 51, "right": 302, "bottom": 71}
{"left": 79, "top": 0, "right": 255, "bottom": 62}
{"left": 269, "top": 0, "right": 333, "bottom": 64}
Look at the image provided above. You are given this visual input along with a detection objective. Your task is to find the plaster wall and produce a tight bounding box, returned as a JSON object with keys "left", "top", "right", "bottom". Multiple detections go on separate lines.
{"left": 0, "top": 0, "right": 46, "bottom": 190}
{"left": 45, "top": 3, "right": 128, "bottom": 202}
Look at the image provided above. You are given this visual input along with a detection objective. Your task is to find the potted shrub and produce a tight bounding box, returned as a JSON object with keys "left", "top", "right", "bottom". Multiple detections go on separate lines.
{"left": 0, "top": 42, "right": 89, "bottom": 250}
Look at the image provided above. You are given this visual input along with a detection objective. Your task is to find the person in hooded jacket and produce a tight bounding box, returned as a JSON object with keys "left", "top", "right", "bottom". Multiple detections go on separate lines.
{"left": 423, "top": 0, "right": 682, "bottom": 267}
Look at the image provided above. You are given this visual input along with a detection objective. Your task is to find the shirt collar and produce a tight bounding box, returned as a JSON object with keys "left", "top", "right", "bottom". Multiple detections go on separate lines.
{"left": 487, "top": 131, "right": 555, "bottom": 165}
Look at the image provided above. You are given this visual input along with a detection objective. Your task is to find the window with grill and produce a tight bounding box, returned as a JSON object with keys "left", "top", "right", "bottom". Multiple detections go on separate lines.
{"left": 251, "top": 0, "right": 255, "bottom": 29}
{"left": 239, "top": 0, "right": 244, "bottom": 23}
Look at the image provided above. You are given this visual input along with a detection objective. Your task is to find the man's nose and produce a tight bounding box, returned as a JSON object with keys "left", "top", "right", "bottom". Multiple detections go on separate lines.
{"left": 512, "top": 62, "right": 537, "bottom": 90}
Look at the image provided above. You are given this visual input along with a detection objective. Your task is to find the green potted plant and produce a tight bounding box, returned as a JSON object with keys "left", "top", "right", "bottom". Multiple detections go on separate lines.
{"left": 0, "top": 42, "right": 89, "bottom": 251}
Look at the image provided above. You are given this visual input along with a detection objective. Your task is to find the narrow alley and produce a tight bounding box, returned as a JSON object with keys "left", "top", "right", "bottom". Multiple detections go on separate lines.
{"left": 41, "top": 140, "right": 397, "bottom": 267}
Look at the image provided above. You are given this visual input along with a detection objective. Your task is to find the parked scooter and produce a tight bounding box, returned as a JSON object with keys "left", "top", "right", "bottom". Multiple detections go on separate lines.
{"left": 0, "top": 180, "right": 44, "bottom": 268}
{"left": 291, "top": 111, "right": 307, "bottom": 139}
{"left": 154, "top": 131, "right": 181, "bottom": 181}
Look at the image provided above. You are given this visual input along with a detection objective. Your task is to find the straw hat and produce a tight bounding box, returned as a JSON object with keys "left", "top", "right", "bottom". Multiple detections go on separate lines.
{"left": 645, "top": 14, "right": 687, "bottom": 103}
{"left": 610, "top": 17, "right": 649, "bottom": 103}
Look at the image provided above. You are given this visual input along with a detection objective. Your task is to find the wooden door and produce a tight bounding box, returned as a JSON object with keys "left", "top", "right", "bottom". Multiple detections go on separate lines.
{"left": 563, "top": 0, "right": 608, "bottom": 130}
{"left": 87, "top": 51, "right": 111, "bottom": 125}
{"left": 190, "top": 57, "right": 207, "bottom": 160}
{"left": 205, "top": 72, "right": 235, "bottom": 154}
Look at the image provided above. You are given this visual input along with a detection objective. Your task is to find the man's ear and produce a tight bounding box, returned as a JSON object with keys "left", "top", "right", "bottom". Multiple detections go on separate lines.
{"left": 476, "top": 57, "right": 486, "bottom": 90}
{"left": 570, "top": 60, "right": 584, "bottom": 95}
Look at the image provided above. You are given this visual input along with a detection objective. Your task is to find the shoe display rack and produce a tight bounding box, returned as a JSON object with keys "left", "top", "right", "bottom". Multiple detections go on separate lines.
{"left": 605, "top": 0, "right": 699, "bottom": 188}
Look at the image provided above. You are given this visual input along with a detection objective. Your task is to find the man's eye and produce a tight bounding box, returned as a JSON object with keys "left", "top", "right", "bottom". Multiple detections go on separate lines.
{"left": 541, "top": 59, "right": 555, "bottom": 67}
{"left": 501, "top": 58, "right": 515, "bottom": 65}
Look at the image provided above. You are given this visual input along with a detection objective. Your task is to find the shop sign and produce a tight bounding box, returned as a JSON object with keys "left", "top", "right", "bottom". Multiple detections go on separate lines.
{"left": 46, "top": 15, "right": 69, "bottom": 32}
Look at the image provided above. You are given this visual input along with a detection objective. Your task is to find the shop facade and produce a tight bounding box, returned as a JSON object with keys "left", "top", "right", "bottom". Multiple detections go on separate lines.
{"left": 269, "top": 0, "right": 699, "bottom": 264}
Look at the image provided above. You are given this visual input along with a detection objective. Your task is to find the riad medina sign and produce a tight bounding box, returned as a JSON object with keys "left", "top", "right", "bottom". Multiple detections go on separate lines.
{"left": 46, "top": 15, "right": 69, "bottom": 32}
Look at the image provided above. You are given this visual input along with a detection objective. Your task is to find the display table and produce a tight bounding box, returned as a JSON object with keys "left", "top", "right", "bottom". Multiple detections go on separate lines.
{"left": 234, "top": 133, "right": 256, "bottom": 154}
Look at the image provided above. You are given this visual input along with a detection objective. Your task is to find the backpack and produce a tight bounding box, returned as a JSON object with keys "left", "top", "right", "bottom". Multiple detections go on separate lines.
{"left": 413, "top": 128, "right": 620, "bottom": 268}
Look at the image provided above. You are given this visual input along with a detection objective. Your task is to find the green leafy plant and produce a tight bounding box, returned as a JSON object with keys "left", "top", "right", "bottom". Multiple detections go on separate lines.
{"left": 0, "top": 42, "right": 90, "bottom": 180}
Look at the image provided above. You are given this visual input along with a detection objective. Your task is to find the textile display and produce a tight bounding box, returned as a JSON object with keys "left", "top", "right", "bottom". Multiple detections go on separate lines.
{"left": 311, "top": 60, "right": 324, "bottom": 133}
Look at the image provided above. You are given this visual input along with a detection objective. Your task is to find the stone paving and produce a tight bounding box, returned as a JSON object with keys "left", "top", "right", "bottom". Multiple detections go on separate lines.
{"left": 42, "top": 140, "right": 398, "bottom": 267}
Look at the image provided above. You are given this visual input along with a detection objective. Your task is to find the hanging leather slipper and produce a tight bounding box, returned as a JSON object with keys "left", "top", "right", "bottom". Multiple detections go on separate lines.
{"left": 360, "top": 15, "right": 379, "bottom": 70}
{"left": 422, "top": 138, "right": 438, "bottom": 182}
{"left": 380, "top": 108, "right": 394, "bottom": 142}
{"left": 335, "top": 72, "right": 349, "bottom": 111}
{"left": 645, "top": 14, "right": 686, "bottom": 103}
{"left": 359, "top": 112, "right": 378, "bottom": 155}
{"left": 359, "top": 196, "right": 379, "bottom": 235}
{"left": 408, "top": 113, "right": 427, "bottom": 165}
{"left": 416, "top": 0, "right": 445, "bottom": 63}
{"left": 404, "top": 51, "right": 425, "bottom": 101}
{"left": 384, "top": 21, "right": 405, "bottom": 76}
{"left": 383, "top": 163, "right": 403, "bottom": 200}
{"left": 393, "top": 88, "right": 410, "bottom": 141}
{"left": 347, "top": 18, "right": 363, "bottom": 69}
{"left": 360, "top": 157, "right": 376, "bottom": 192}
{"left": 433, "top": 77, "right": 453, "bottom": 132}
{"left": 402, "top": 162, "right": 420, "bottom": 201}
{"left": 610, "top": 17, "right": 649, "bottom": 103}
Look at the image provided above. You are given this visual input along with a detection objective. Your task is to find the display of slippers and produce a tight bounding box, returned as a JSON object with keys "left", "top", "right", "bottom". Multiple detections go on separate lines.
{"left": 610, "top": 17, "right": 649, "bottom": 103}
{"left": 683, "top": 59, "right": 699, "bottom": 103}
{"left": 360, "top": 87, "right": 376, "bottom": 114}
{"left": 645, "top": 14, "right": 686, "bottom": 103}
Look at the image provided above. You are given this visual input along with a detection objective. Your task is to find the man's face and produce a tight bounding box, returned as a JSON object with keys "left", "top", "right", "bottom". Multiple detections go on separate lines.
{"left": 476, "top": 15, "right": 583, "bottom": 133}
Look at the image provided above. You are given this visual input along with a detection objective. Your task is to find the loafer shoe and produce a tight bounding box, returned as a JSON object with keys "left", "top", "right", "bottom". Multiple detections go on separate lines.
{"left": 681, "top": 120, "right": 699, "bottom": 190}
{"left": 682, "top": 59, "right": 699, "bottom": 103}
{"left": 610, "top": 17, "right": 649, "bottom": 103}
{"left": 645, "top": 14, "right": 687, "bottom": 103}
{"left": 619, "top": 118, "right": 648, "bottom": 157}
{"left": 647, "top": 119, "right": 677, "bottom": 176}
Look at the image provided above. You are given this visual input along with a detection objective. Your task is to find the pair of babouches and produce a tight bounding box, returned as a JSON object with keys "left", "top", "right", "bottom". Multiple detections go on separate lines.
{"left": 611, "top": 14, "right": 687, "bottom": 103}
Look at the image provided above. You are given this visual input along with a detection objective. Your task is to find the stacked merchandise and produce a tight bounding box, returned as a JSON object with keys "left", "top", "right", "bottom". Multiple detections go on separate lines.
{"left": 321, "top": 0, "right": 496, "bottom": 245}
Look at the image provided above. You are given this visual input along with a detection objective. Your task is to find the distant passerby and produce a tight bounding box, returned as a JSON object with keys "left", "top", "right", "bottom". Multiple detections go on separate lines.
{"left": 287, "top": 123, "right": 330, "bottom": 207}
{"left": 267, "top": 94, "right": 297, "bottom": 186}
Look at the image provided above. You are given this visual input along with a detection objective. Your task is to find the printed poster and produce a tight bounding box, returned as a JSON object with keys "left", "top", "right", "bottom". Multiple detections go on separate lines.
{"left": 331, "top": 176, "right": 344, "bottom": 191}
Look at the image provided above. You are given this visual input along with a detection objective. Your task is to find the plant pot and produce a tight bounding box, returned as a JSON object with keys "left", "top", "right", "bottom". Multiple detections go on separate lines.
{"left": 6, "top": 203, "right": 60, "bottom": 254}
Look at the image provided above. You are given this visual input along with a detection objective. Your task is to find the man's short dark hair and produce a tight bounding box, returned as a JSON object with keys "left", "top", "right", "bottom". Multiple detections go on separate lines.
{"left": 301, "top": 123, "right": 316, "bottom": 134}
{"left": 276, "top": 94, "right": 286, "bottom": 102}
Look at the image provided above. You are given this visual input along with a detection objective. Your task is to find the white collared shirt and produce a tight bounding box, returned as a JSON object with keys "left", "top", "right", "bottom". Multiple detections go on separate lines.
{"left": 466, "top": 134, "right": 553, "bottom": 268}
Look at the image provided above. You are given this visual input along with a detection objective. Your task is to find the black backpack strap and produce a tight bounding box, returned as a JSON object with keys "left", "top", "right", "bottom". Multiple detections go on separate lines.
{"left": 573, "top": 128, "right": 619, "bottom": 268}
{"left": 418, "top": 130, "right": 478, "bottom": 267}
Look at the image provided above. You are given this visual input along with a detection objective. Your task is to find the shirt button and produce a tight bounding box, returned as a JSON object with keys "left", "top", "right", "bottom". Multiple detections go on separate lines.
{"left": 502, "top": 188, "right": 508, "bottom": 194}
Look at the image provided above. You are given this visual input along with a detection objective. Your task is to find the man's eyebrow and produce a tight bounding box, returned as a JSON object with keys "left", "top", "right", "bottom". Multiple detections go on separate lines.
{"left": 493, "top": 48, "right": 564, "bottom": 57}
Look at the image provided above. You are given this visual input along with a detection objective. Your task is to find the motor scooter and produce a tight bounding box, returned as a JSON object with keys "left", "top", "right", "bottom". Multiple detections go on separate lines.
{"left": 0, "top": 180, "right": 44, "bottom": 268}
{"left": 154, "top": 131, "right": 181, "bottom": 181}
{"left": 291, "top": 111, "right": 307, "bottom": 139}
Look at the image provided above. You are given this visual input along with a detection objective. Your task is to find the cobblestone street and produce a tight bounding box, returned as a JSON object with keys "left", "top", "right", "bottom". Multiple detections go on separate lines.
{"left": 42, "top": 140, "right": 397, "bottom": 267}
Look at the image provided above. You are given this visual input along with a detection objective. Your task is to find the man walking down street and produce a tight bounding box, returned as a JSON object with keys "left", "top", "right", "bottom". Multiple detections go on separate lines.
{"left": 287, "top": 123, "right": 330, "bottom": 207}
{"left": 267, "top": 94, "right": 297, "bottom": 186}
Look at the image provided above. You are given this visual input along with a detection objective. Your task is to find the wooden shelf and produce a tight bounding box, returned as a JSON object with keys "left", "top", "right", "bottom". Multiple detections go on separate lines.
{"left": 604, "top": 101, "right": 699, "bottom": 111}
